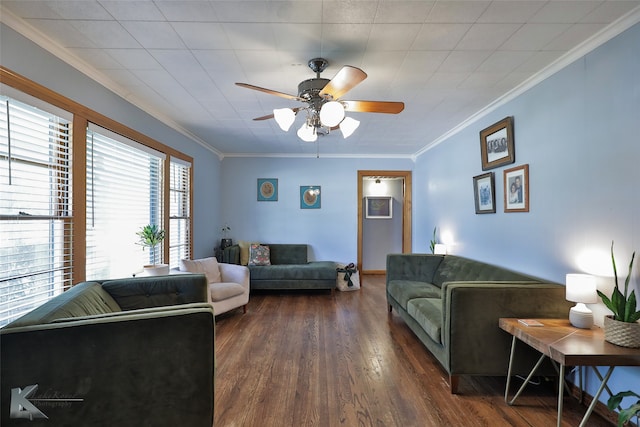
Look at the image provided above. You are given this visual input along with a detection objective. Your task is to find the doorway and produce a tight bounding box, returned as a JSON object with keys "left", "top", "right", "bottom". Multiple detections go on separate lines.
{"left": 357, "top": 170, "right": 412, "bottom": 275}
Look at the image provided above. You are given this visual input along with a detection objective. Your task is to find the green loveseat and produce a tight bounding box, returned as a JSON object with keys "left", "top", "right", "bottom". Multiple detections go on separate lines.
{"left": 386, "top": 254, "right": 572, "bottom": 393}
{"left": 223, "top": 243, "right": 336, "bottom": 291}
{"left": 1, "top": 274, "right": 215, "bottom": 426}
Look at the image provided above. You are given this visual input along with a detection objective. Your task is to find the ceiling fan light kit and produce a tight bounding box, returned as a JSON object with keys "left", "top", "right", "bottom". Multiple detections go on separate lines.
{"left": 297, "top": 122, "right": 317, "bottom": 143}
{"left": 237, "top": 57, "right": 404, "bottom": 142}
{"left": 339, "top": 117, "right": 360, "bottom": 139}
{"left": 273, "top": 108, "right": 296, "bottom": 131}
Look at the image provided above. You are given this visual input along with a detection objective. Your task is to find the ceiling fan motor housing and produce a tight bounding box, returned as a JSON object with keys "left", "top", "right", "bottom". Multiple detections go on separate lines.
{"left": 298, "top": 78, "right": 330, "bottom": 101}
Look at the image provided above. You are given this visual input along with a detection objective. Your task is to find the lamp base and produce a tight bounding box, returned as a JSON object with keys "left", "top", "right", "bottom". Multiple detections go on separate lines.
{"left": 569, "top": 306, "right": 594, "bottom": 329}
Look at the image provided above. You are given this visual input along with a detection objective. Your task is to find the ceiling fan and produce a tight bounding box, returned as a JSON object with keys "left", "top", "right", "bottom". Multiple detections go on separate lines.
{"left": 236, "top": 58, "right": 404, "bottom": 142}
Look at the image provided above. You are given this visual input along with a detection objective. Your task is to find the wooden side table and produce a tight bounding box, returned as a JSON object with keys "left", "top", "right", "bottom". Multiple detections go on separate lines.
{"left": 499, "top": 318, "right": 640, "bottom": 427}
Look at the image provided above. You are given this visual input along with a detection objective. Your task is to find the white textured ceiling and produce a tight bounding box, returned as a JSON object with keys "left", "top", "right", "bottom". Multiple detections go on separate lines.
{"left": 2, "top": 1, "right": 640, "bottom": 157}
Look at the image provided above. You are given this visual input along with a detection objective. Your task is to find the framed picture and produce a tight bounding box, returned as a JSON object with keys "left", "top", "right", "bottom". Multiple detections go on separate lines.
{"left": 300, "top": 186, "right": 321, "bottom": 209}
{"left": 480, "top": 116, "right": 515, "bottom": 170}
{"left": 257, "top": 178, "right": 278, "bottom": 201}
{"left": 504, "top": 164, "right": 529, "bottom": 212}
{"left": 365, "top": 196, "right": 392, "bottom": 219}
{"left": 472, "top": 172, "right": 495, "bottom": 214}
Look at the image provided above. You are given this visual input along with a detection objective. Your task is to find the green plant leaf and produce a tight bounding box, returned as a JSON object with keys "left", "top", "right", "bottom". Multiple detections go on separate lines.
{"left": 601, "top": 242, "right": 638, "bottom": 322}
{"left": 625, "top": 291, "right": 638, "bottom": 322}
{"left": 624, "top": 251, "right": 636, "bottom": 299}
{"left": 597, "top": 290, "right": 615, "bottom": 314}
{"left": 612, "top": 241, "right": 619, "bottom": 292}
{"left": 612, "top": 287, "right": 625, "bottom": 319}
{"left": 618, "top": 403, "right": 640, "bottom": 427}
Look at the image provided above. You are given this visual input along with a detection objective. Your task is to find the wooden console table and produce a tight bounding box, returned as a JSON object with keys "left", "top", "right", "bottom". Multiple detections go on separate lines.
{"left": 499, "top": 318, "right": 640, "bottom": 427}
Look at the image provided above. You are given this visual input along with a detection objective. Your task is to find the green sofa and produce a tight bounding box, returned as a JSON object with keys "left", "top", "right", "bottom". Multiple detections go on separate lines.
{"left": 1, "top": 274, "right": 215, "bottom": 426}
{"left": 223, "top": 243, "right": 336, "bottom": 291}
{"left": 386, "top": 254, "right": 572, "bottom": 393}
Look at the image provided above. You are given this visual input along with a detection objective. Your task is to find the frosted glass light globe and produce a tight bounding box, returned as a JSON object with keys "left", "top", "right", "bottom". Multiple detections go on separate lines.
{"left": 319, "top": 101, "right": 345, "bottom": 127}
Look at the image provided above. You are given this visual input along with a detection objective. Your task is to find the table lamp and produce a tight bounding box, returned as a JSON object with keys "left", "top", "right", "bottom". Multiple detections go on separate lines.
{"left": 565, "top": 273, "right": 597, "bottom": 329}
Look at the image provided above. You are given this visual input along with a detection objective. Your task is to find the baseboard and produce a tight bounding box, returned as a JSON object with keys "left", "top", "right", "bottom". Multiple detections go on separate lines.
{"left": 567, "top": 381, "right": 635, "bottom": 426}
{"left": 361, "top": 270, "right": 385, "bottom": 275}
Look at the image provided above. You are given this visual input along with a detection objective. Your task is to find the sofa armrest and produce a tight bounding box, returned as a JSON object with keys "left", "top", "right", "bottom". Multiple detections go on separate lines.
{"left": 222, "top": 245, "right": 240, "bottom": 264}
{"left": 442, "top": 281, "right": 571, "bottom": 375}
{"left": 386, "top": 254, "right": 444, "bottom": 284}
{"left": 1, "top": 307, "right": 214, "bottom": 426}
{"left": 219, "top": 263, "right": 250, "bottom": 288}
{"left": 50, "top": 302, "right": 214, "bottom": 323}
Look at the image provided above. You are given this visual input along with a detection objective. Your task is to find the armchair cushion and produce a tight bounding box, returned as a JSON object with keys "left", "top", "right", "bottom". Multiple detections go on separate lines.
{"left": 180, "top": 257, "right": 222, "bottom": 283}
{"left": 210, "top": 282, "right": 246, "bottom": 302}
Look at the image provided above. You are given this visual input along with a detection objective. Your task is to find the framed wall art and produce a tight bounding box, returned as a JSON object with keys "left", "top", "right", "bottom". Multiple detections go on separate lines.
{"left": 365, "top": 196, "right": 393, "bottom": 219}
{"left": 300, "top": 186, "right": 321, "bottom": 209}
{"left": 472, "top": 172, "right": 495, "bottom": 214}
{"left": 504, "top": 164, "right": 529, "bottom": 212}
{"left": 257, "top": 178, "right": 278, "bottom": 201}
{"left": 480, "top": 116, "right": 514, "bottom": 170}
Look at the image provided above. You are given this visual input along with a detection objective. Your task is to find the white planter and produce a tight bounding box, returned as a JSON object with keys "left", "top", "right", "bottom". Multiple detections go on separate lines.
{"left": 143, "top": 264, "right": 170, "bottom": 276}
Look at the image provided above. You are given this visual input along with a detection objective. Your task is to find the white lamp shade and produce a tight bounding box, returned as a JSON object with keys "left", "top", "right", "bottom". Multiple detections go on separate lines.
{"left": 273, "top": 108, "right": 295, "bottom": 131}
{"left": 565, "top": 274, "right": 597, "bottom": 303}
{"left": 297, "top": 123, "right": 317, "bottom": 142}
{"left": 434, "top": 244, "right": 447, "bottom": 255}
{"left": 339, "top": 117, "right": 360, "bottom": 138}
{"left": 319, "top": 101, "right": 345, "bottom": 127}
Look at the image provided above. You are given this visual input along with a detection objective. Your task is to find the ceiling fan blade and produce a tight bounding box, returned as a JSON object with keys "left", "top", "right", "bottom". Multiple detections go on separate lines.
{"left": 342, "top": 100, "right": 405, "bottom": 114}
{"left": 236, "top": 82, "right": 300, "bottom": 101}
{"left": 253, "top": 113, "right": 275, "bottom": 121}
{"left": 320, "top": 66, "right": 367, "bottom": 100}
{"left": 252, "top": 107, "right": 301, "bottom": 121}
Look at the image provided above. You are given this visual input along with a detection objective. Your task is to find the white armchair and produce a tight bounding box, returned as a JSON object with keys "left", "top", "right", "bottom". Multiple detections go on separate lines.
{"left": 179, "top": 257, "right": 250, "bottom": 316}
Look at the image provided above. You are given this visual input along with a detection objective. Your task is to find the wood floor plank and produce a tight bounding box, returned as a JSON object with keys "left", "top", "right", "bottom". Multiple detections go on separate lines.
{"left": 214, "top": 276, "right": 613, "bottom": 427}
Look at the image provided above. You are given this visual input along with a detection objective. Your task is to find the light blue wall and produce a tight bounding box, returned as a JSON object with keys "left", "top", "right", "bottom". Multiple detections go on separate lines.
{"left": 220, "top": 157, "right": 413, "bottom": 263}
{"left": 415, "top": 22, "right": 640, "bottom": 401}
{"left": 0, "top": 24, "right": 221, "bottom": 258}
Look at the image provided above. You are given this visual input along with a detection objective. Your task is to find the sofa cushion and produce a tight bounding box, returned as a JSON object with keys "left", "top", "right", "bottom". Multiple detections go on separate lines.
{"left": 268, "top": 244, "right": 308, "bottom": 265}
{"left": 238, "top": 240, "right": 259, "bottom": 266}
{"left": 5, "top": 282, "right": 121, "bottom": 328}
{"left": 210, "top": 282, "right": 245, "bottom": 302}
{"left": 387, "top": 280, "right": 441, "bottom": 309}
{"left": 249, "top": 244, "right": 271, "bottom": 266}
{"left": 102, "top": 274, "right": 208, "bottom": 310}
{"left": 432, "top": 256, "right": 534, "bottom": 287}
{"left": 407, "top": 298, "right": 442, "bottom": 344}
{"left": 249, "top": 261, "right": 336, "bottom": 281}
{"left": 180, "top": 257, "right": 222, "bottom": 284}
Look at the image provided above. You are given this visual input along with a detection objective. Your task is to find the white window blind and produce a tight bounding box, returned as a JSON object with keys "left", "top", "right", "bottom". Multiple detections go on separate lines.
{"left": 86, "top": 125, "right": 164, "bottom": 279}
{"left": 169, "top": 158, "right": 191, "bottom": 268}
{"left": 0, "top": 95, "right": 72, "bottom": 326}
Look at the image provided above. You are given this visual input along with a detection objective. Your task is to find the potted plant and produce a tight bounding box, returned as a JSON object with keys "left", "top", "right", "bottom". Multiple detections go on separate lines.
{"left": 429, "top": 227, "right": 437, "bottom": 254}
{"left": 220, "top": 225, "right": 232, "bottom": 250}
{"left": 607, "top": 390, "right": 640, "bottom": 427}
{"left": 597, "top": 242, "right": 640, "bottom": 348}
{"left": 136, "top": 224, "right": 168, "bottom": 276}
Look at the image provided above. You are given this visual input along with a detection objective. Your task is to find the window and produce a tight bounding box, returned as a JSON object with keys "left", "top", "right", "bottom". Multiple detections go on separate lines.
{"left": 0, "top": 95, "right": 72, "bottom": 326}
{"left": 85, "top": 125, "right": 164, "bottom": 280}
{"left": 0, "top": 69, "right": 194, "bottom": 326}
{"left": 169, "top": 159, "right": 191, "bottom": 268}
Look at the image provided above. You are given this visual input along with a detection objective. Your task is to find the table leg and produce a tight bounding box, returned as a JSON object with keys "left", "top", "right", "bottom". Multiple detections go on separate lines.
{"left": 505, "top": 335, "right": 517, "bottom": 402}
{"left": 557, "top": 364, "right": 565, "bottom": 427}
{"left": 507, "top": 351, "right": 548, "bottom": 405}
{"left": 578, "top": 367, "right": 615, "bottom": 427}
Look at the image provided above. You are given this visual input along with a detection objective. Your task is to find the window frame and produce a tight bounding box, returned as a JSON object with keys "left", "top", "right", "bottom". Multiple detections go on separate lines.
{"left": 1, "top": 65, "right": 193, "bottom": 299}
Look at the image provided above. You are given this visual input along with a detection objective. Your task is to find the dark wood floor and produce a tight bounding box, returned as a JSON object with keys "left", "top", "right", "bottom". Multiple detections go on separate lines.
{"left": 213, "top": 275, "right": 613, "bottom": 427}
